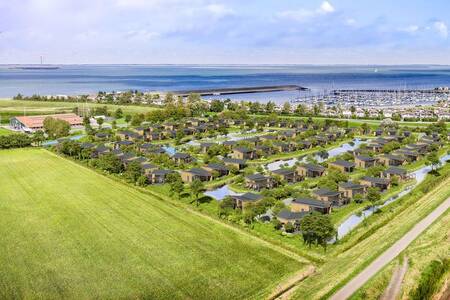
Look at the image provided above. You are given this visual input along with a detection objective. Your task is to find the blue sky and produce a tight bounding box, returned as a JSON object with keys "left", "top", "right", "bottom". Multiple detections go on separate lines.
{"left": 1, "top": 0, "right": 450, "bottom": 64}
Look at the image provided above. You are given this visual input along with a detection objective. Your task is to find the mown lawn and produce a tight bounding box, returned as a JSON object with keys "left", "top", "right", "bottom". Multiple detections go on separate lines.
{"left": 0, "top": 149, "right": 301, "bottom": 300}
{"left": 0, "top": 128, "right": 13, "bottom": 136}
{"left": 0, "top": 99, "right": 159, "bottom": 124}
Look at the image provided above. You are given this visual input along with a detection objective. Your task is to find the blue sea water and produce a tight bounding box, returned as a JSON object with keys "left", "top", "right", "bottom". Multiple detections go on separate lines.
{"left": 1, "top": 64, "right": 450, "bottom": 103}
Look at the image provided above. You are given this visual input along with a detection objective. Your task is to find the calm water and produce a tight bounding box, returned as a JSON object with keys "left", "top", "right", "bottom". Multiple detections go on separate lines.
{"left": 2, "top": 65, "right": 450, "bottom": 103}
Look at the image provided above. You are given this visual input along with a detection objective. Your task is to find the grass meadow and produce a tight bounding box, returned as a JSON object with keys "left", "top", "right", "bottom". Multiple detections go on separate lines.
{"left": 0, "top": 99, "right": 159, "bottom": 124}
{"left": 0, "top": 148, "right": 301, "bottom": 300}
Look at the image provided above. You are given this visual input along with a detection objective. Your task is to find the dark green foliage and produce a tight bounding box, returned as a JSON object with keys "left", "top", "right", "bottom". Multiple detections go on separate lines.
{"left": 410, "top": 259, "right": 449, "bottom": 300}
{"left": 0, "top": 133, "right": 32, "bottom": 149}
{"left": 300, "top": 214, "right": 336, "bottom": 251}
{"left": 95, "top": 153, "right": 124, "bottom": 174}
{"left": 43, "top": 117, "right": 70, "bottom": 139}
{"left": 123, "top": 161, "right": 143, "bottom": 183}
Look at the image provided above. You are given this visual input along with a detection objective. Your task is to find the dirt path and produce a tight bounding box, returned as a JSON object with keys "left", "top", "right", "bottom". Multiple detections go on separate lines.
{"left": 381, "top": 257, "right": 408, "bottom": 300}
{"left": 267, "top": 266, "right": 316, "bottom": 300}
{"left": 330, "top": 196, "right": 450, "bottom": 300}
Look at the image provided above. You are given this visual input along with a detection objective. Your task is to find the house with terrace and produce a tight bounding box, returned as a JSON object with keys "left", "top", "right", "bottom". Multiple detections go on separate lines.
{"left": 149, "top": 170, "right": 174, "bottom": 184}
{"left": 231, "top": 193, "right": 263, "bottom": 210}
{"left": 291, "top": 197, "right": 331, "bottom": 214}
{"left": 117, "top": 130, "right": 142, "bottom": 141}
{"left": 296, "top": 163, "right": 326, "bottom": 179}
{"left": 394, "top": 149, "right": 421, "bottom": 162}
{"left": 113, "top": 140, "right": 134, "bottom": 150}
{"left": 355, "top": 155, "right": 377, "bottom": 169}
{"left": 382, "top": 167, "right": 410, "bottom": 181}
{"left": 232, "top": 147, "right": 256, "bottom": 160}
{"left": 360, "top": 176, "right": 391, "bottom": 191}
{"left": 202, "top": 163, "right": 229, "bottom": 177}
{"left": 377, "top": 154, "right": 406, "bottom": 167}
{"left": 181, "top": 168, "right": 213, "bottom": 183}
{"left": 271, "top": 168, "right": 297, "bottom": 183}
{"left": 141, "top": 163, "right": 158, "bottom": 176}
{"left": 277, "top": 210, "right": 307, "bottom": 225}
{"left": 339, "top": 182, "right": 367, "bottom": 200}
{"left": 313, "top": 188, "right": 343, "bottom": 206}
{"left": 222, "top": 140, "right": 237, "bottom": 149}
{"left": 245, "top": 174, "right": 275, "bottom": 191}
{"left": 329, "top": 159, "right": 355, "bottom": 173}
{"left": 222, "top": 158, "right": 246, "bottom": 170}
{"left": 172, "top": 153, "right": 194, "bottom": 164}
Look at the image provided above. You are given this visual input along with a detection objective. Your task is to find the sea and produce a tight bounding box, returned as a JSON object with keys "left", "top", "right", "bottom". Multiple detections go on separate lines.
{"left": 1, "top": 64, "right": 450, "bottom": 103}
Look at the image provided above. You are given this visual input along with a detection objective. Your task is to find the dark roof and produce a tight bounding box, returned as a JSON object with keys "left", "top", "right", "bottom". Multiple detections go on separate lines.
{"left": 272, "top": 168, "right": 295, "bottom": 176}
{"left": 300, "top": 163, "right": 326, "bottom": 173}
{"left": 80, "top": 142, "right": 95, "bottom": 149}
{"left": 140, "top": 143, "right": 153, "bottom": 149}
{"left": 205, "top": 163, "right": 229, "bottom": 171}
{"left": 361, "top": 176, "right": 390, "bottom": 185}
{"left": 141, "top": 163, "right": 158, "bottom": 170}
{"left": 339, "top": 181, "right": 366, "bottom": 190}
{"left": 246, "top": 173, "right": 268, "bottom": 181}
{"left": 223, "top": 158, "right": 247, "bottom": 165}
{"left": 381, "top": 154, "right": 406, "bottom": 161}
{"left": 330, "top": 159, "right": 355, "bottom": 168}
{"left": 277, "top": 209, "right": 307, "bottom": 220}
{"left": 172, "top": 152, "right": 191, "bottom": 159}
{"left": 223, "top": 140, "right": 237, "bottom": 146}
{"left": 152, "top": 169, "right": 174, "bottom": 176}
{"left": 355, "top": 155, "right": 376, "bottom": 162}
{"left": 186, "top": 168, "right": 211, "bottom": 177}
{"left": 384, "top": 167, "right": 407, "bottom": 175}
{"left": 95, "top": 145, "right": 109, "bottom": 153}
{"left": 116, "top": 140, "right": 134, "bottom": 146}
{"left": 234, "top": 147, "right": 253, "bottom": 153}
{"left": 234, "top": 192, "right": 263, "bottom": 202}
{"left": 314, "top": 188, "right": 340, "bottom": 197}
{"left": 200, "top": 142, "right": 216, "bottom": 148}
{"left": 131, "top": 157, "right": 147, "bottom": 164}
{"left": 293, "top": 198, "right": 331, "bottom": 208}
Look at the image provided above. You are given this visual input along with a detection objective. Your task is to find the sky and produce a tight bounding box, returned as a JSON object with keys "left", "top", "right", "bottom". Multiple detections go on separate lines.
{"left": 1, "top": 0, "right": 450, "bottom": 64}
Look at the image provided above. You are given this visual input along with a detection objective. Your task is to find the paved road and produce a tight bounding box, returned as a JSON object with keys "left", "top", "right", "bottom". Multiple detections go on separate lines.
{"left": 330, "top": 197, "right": 450, "bottom": 300}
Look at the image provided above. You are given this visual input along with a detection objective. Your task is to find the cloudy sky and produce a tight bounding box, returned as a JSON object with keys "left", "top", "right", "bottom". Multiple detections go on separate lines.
{"left": 1, "top": 0, "right": 450, "bottom": 64}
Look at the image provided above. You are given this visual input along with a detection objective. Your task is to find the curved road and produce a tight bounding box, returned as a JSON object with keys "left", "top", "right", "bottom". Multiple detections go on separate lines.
{"left": 330, "top": 197, "right": 450, "bottom": 300}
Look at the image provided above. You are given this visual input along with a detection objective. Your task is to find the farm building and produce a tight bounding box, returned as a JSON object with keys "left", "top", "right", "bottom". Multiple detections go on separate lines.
{"left": 10, "top": 113, "right": 83, "bottom": 132}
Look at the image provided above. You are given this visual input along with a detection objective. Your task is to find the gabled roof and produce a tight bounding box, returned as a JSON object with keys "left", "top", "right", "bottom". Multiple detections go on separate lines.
{"left": 172, "top": 152, "right": 191, "bottom": 159}
{"left": 380, "top": 154, "right": 406, "bottom": 161}
{"left": 272, "top": 168, "right": 295, "bottom": 176}
{"left": 205, "top": 163, "right": 229, "bottom": 171}
{"left": 152, "top": 169, "right": 174, "bottom": 176}
{"left": 292, "top": 197, "right": 331, "bottom": 208}
{"left": 234, "top": 147, "right": 254, "bottom": 153}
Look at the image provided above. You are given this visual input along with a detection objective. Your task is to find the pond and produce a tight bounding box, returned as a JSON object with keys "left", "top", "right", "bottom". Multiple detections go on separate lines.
{"left": 42, "top": 134, "right": 85, "bottom": 146}
{"left": 333, "top": 153, "right": 450, "bottom": 241}
{"left": 204, "top": 184, "right": 241, "bottom": 201}
{"left": 266, "top": 138, "right": 367, "bottom": 171}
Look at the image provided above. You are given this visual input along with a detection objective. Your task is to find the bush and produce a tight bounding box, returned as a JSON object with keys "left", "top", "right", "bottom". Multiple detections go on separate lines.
{"left": 0, "top": 133, "right": 32, "bottom": 149}
{"left": 410, "top": 259, "right": 449, "bottom": 300}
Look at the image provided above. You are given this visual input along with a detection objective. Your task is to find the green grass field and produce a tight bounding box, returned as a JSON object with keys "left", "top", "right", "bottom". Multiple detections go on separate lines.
{"left": 0, "top": 99, "right": 159, "bottom": 124}
{"left": 0, "top": 149, "right": 302, "bottom": 300}
{"left": 0, "top": 128, "right": 13, "bottom": 136}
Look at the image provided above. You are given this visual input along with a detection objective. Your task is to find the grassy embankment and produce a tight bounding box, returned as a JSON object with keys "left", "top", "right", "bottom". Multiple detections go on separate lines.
{"left": 0, "top": 148, "right": 304, "bottom": 300}
{"left": 290, "top": 163, "right": 450, "bottom": 299}
{"left": 350, "top": 208, "right": 450, "bottom": 300}
{"left": 0, "top": 99, "right": 159, "bottom": 124}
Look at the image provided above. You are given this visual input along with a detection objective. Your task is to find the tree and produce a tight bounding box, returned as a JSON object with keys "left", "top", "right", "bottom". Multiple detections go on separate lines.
{"left": 114, "top": 108, "right": 123, "bottom": 119}
{"left": 124, "top": 114, "right": 132, "bottom": 125}
{"left": 96, "top": 153, "right": 124, "bottom": 173}
{"left": 123, "top": 161, "right": 142, "bottom": 183}
{"left": 166, "top": 172, "right": 184, "bottom": 198}
{"left": 137, "top": 175, "right": 149, "bottom": 187}
{"left": 282, "top": 102, "right": 291, "bottom": 114}
{"left": 210, "top": 100, "right": 224, "bottom": 112}
{"left": 366, "top": 187, "right": 381, "bottom": 206}
{"left": 190, "top": 179, "right": 204, "bottom": 206}
{"left": 426, "top": 152, "right": 440, "bottom": 171}
{"left": 299, "top": 214, "right": 336, "bottom": 251}
{"left": 131, "top": 114, "right": 144, "bottom": 126}
{"left": 31, "top": 130, "right": 45, "bottom": 146}
{"left": 43, "top": 117, "right": 70, "bottom": 139}
{"left": 96, "top": 117, "right": 104, "bottom": 129}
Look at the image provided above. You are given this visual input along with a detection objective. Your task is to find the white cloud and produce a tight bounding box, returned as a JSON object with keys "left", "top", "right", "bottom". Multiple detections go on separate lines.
{"left": 433, "top": 21, "right": 448, "bottom": 38}
{"left": 345, "top": 18, "right": 356, "bottom": 26}
{"left": 277, "top": 1, "right": 335, "bottom": 22}
{"left": 206, "top": 4, "right": 234, "bottom": 18}
{"left": 319, "top": 1, "right": 335, "bottom": 14}
{"left": 399, "top": 25, "right": 420, "bottom": 34}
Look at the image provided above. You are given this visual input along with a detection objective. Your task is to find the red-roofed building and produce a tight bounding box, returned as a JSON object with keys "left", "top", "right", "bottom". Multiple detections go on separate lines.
{"left": 10, "top": 113, "right": 83, "bottom": 132}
